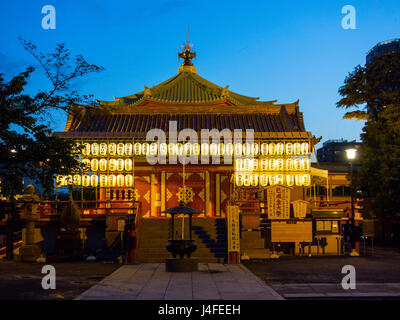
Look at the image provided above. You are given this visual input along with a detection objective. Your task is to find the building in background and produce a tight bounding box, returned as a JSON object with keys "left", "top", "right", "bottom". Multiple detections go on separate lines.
{"left": 366, "top": 38, "right": 400, "bottom": 63}
{"left": 316, "top": 139, "right": 361, "bottom": 163}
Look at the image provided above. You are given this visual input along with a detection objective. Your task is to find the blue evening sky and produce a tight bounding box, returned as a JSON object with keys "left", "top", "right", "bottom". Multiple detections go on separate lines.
{"left": 0, "top": 0, "right": 399, "bottom": 145}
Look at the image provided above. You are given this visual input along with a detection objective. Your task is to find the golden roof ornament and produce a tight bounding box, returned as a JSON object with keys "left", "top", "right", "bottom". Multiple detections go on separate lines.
{"left": 178, "top": 41, "right": 197, "bottom": 73}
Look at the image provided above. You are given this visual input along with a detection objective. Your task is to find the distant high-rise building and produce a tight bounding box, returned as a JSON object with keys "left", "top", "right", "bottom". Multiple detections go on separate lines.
{"left": 317, "top": 139, "right": 361, "bottom": 163}
{"left": 366, "top": 38, "right": 400, "bottom": 63}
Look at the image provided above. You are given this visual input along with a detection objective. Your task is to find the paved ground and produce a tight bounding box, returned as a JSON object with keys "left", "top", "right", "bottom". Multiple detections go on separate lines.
{"left": 243, "top": 246, "right": 400, "bottom": 299}
{"left": 0, "top": 260, "right": 120, "bottom": 300}
{"left": 76, "top": 263, "right": 284, "bottom": 300}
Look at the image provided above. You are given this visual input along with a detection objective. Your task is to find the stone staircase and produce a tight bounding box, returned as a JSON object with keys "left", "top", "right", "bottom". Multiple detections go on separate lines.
{"left": 136, "top": 218, "right": 227, "bottom": 263}
{"left": 240, "top": 230, "right": 271, "bottom": 259}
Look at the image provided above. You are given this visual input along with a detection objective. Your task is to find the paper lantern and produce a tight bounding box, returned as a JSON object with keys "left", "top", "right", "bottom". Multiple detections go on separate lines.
{"left": 295, "top": 174, "right": 302, "bottom": 186}
{"left": 261, "top": 143, "right": 269, "bottom": 156}
{"left": 243, "top": 143, "right": 251, "bottom": 156}
{"left": 192, "top": 143, "right": 200, "bottom": 155}
{"left": 286, "top": 174, "right": 295, "bottom": 186}
{"left": 302, "top": 174, "right": 311, "bottom": 186}
{"left": 124, "top": 159, "right": 133, "bottom": 171}
{"left": 276, "top": 174, "right": 284, "bottom": 185}
{"left": 276, "top": 159, "right": 284, "bottom": 171}
{"left": 134, "top": 143, "right": 142, "bottom": 155}
{"left": 260, "top": 174, "right": 269, "bottom": 186}
{"left": 269, "top": 159, "right": 276, "bottom": 171}
{"left": 301, "top": 142, "right": 309, "bottom": 155}
{"left": 175, "top": 143, "right": 183, "bottom": 156}
{"left": 73, "top": 174, "right": 81, "bottom": 186}
{"left": 150, "top": 143, "right": 158, "bottom": 156}
{"left": 125, "top": 174, "right": 133, "bottom": 187}
{"left": 56, "top": 175, "right": 64, "bottom": 187}
{"left": 91, "top": 143, "right": 99, "bottom": 156}
{"left": 294, "top": 158, "right": 302, "bottom": 171}
{"left": 117, "top": 174, "right": 125, "bottom": 187}
{"left": 117, "top": 159, "right": 124, "bottom": 171}
{"left": 244, "top": 158, "right": 251, "bottom": 171}
{"left": 109, "top": 143, "right": 116, "bottom": 156}
{"left": 301, "top": 158, "right": 310, "bottom": 171}
{"left": 159, "top": 143, "right": 168, "bottom": 156}
{"left": 235, "top": 174, "right": 243, "bottom": 187}
{"left": 286, "top": 158, "right": 294, "bottom": 171}
{"left": 100, "top": 143, "right": 107, "bottom": 156}
{"left": 65, "top": 175, "right": 73, "bottom": 185}
{"left": 201, "top": 143, "right": 209, "bottom": 156}
{"left": 225, "top": 143, "right": 233, "bottom": 156}
{"left": 82, "top": 143, "right": 91, "bottom": 156}
{"left": 168, "top": 143, "right": 176, "bottom": 155}
{"left": 250, "top": 174, "right": 258, "bottom": 186}
{"left": 91, "top": 159, "right": 99, "bottom": 171}
{"left": 285, "top": 143, "right": 293, "bottom": 155}
{"left": 109, "top": 159, "right": 116, "bottom": 171}
{"left": 269, "top": 143, "right": 276, "bottom": 155}
{"left": 108, "top": 175, "right": 116, "bottom": 187}
{"left": 294, "top": 143, "right": 301, "bottom": 155}
{"left": 251, "top": 159, "right": 258, "bottom": 171}
{"left": 82, "top": 159, "right": 90, "bottom": 170}
{"left": 260, "top": 159, "right": 268, "bottom": 171}
{"left": 100, "top": 175, "right": 107, "bottom": 187}
{"left": 124, "top": 143, "right": 133, "bottom": 156}
{"left": 243, "top": 174, "right": 251, "bottom": 186}
{"left": 210, "top": 143, "right": 218, "bottom": 156}
{"left": 99, "top": 159, "right": 107, "bottom": 171}
{"left": 117, "top": 143, "right": 125, "bottom": 156}
{"left": 251, "top": 143, "right": 259, "bottom": 156}
{"left": 184, "top": 143, "right": 192, "bottom": 156}
{"left": 269, "top": 175, "right": 277, "bottom": 185}
{"left": 91, "top": 175, "right": 99, "bottom": 187}
{"left": 234, "top": 143, "right": 242, "bottom": 156}
{"left": 142, "top": 143, "right": 150, "bottom": 155}
{"left": 235, "top": 159, "right": 243, "bottom": 171}
{"left": 276, "top": 143, "right": 284, "bottom": 155}
{"left": 82, "top": 175, "right": 91, "bottom": 187}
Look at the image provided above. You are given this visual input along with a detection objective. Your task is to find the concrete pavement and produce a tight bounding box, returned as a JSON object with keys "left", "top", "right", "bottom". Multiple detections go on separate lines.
{"left": 75, "top": 263, "right": 284, "bottom": 300}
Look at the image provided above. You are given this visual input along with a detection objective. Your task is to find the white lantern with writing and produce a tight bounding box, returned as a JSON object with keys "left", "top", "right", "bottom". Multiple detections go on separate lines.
{"left": 117, "top": 159, "right": 124, "bottom": 171}
{"left": 301, "top": 142, "right": 309, "bottom": 155}
{"left": 276, "top": 143, "right": 284, "bottom": 155}
{"left": 91, "top": 175, "right": 99, "bottom": 187}
{"left": 91, "top": 143, "right": 99, "bottom": 156}
{"left": 117, "top": 175, "right": 125, "bottom": 187}
{"left": 82, "top": 143, "right": 91, "bottom": 156}
{"left": 159, "top": 143, "right": 168, "bottom": 156}
{"left": 285, "top": 143, "right": 293, "bottom": 155}
{"left": 261, "top": 143, "right": 269, "bottom": 156}
{"left": 294, "top": 143, "right": 301, "bottom": 155}
{"left": 234, "top": 143, "right": 242, "bottom": 156}
{"left": 91, "top": 159, "right": 99, "bottom": 171}
{"left": 73, "top": 174, "right": 81, "bottom": 186}
{"left": 201, "top": 143, "right": 209, "bottom": 156}
{"left": 117, "top": 143, "right": 125, "bottom": 156}
{"left": 134, "top": 143, "right": 142, "bottom": 155}
{"left": 125, "top": 174, "right": 133, "bottom": 187}
{"left": 124, "top": 159, "right": 133, "bottom": 171}
{"left": 109, "top": 143, "right": 116, "bottom": 156}
{"left": 260, "top": 159, "right": 268, "bottom": 171}
{"left": 250, "top": 174, "right": 258, "bottom": 187}
{"left": 286, "top": 174, "right": 295, "bottom": 187}
{"left": 109, "top": 159, "right": 116, "bottom": 171}
{"left": 100, "top": 175, "right": 107, "bottom": 187}
{"left": 235, "top": 174, "right": 243, "bottom": 187}
{"left": 260, "top": 174, "right": 269, "bottom": 186}
{"left": 82, "top": 175, "right": 91, "bottom": 187}
{"left": 124, "top": 143, "right": 133, "bottom": 156}
{"left": 109, "top": 175, "right": 116, "bottom": 187}
{"left": 99, "top": 159, "right": 107, "bottom": 171}
{"left": 269, "top": 143, "right": 276, "bottom": 155}
{"left": 100, "top": 143, "right": 107, "bottom": 156}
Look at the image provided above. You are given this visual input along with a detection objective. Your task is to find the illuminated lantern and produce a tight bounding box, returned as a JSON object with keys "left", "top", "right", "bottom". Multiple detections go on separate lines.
{"left": 235, "top": 174, "right": 243, "bottom": 187}
{"left": 91, "top": 159, "right": 99, "bottom": 171}
{"left": 276, "top": 174, "right": 284, "bottom": 185}
{"left": 100, "top": 143, "right": 107, "bottom": 156}
{"left": 276, "top": 159, "right": 284, "bottom": 171}
{"left": 269, "top": 175, "right": 277, "bottom": 185}
{"left": 117, "top": 143, "right": 125, "bottom": 156}
{"left": 176, "top": 143, "right": 183, "bottom": 156}
{"left": 134, "top": 143, "right": 142, "bottom": 155}
{"left": 294, "top": 143, "right": 301, "bottom": 155}
{"left": 234, "top": 143, "right": 242, "bottom": 156}
{"left": 285, "top": 143, "right": 293, "bottom": 155}
{"left": 286, "top": 158, "right": 294, "bottom": 171}
{"left": 99, "top": 159, "right": 107, "bottom": 171}
{"left": 286, "top": 174, "right": 295, "bottom": 186}
{"left": 251, "top": 143, "right": 259, "bottom": 156}
{"left": 210, "top": 143, "right": 218, "bottom": 156}
{"left": 159, "top": 143, "right": 168, "bottom": 156}
{"left": 82, "top": 143, "right": 91, "bottom": 156}
{"left": 250, "top": 174, "right": 258, "bottom": 186}
{"left": 261, "top": 143, "right": 269, "bottom": 156}
{"left": 184, "top": 143, "right": 192, "bottom": 156}
{"left": 244, "top": 158, "right": 251, "bottom": 171}
{"left": 73, "top": 174, "right": 81, "bottom": 186}
{"left": 192, "top": 143, "right": 200, "bottom": 155}
{"left": 201, "top": 143, "right": 209, "bottom": 155}
{"left": 243, "top": 174, "right": 251, "bottom": 186}
{"left": 150, "top": 143, "right": 158, "bottom": 156}
{"left": 65, "top": 175, "right": 73, "bottom": 185}
{"left": 294, "top": 158, "right": 302, "bottom": 171}
{"left": 276, "top": 143, "right": 284, "bottom": 155}
{"left": 109, "top": 175, "right": 116, "bottom": 187}
{"left": 301, "top": 158, "right": 310, "bottom": 171}
{"left": 260, "top": 174, "right": 269, "bottom": 186}
{"left": 100, "top": 175, "right": 107, "bottom": 187}
{"left": 269, "top": 159, "right": 276, "bottom": 171}
{"left": 117, "top": 175, "right": 125, "bottom": 187}
{"left": 117, "top": 159, "right": 124, "bottom": 171}
{"left": 82, "top": 175, "right": 91, "bottom": 187}
{"left": 91, "top": 175, "right": 98, "bottom": 187}
{"left": 301, "top": 142, "right": 309, "bottom": 155}
{"left": 302, "top": 174, "right": 311, "bottom": 186}
{"left": 56, "top": 175, "right": 64, "bottom": 187}
{"left": 124, "top": 143, "right": 133, "bottom": 156}
{"left": 142, "top": 143, "right": 150, "bottom": 155}
{"left": 225, "top": 143, "right": 233, "bottom": 156}
{"left": 251, "top": 159, "right": 258, "bottom": 171}
{"left": 109, "top": 143, "right": 116, "bottom": 156}
{"left": 269, "top": 143, "right": 276, "bottom": 155}
{"left": 243, "top": 143, "right": 251, "bottom": 156}
{"left": 168, "top": 143, "right": 176, "bottom": 155}
{"left": 235, "top": 159, "right": 243, "bottom": 171}
{"left": 218, "top": 143, "right": 225, "bottom": 156}
{"left": 82, "top": 159, "right": 90, "bottom": 170}
{"left": 109, "top": 159, "right": 116, "bottom": 171}
{"left": 91, "top": 143, "right": 99, "bottom": 156}
{"left": 295, "top": 174, "right": 302, "bottom": 186}
{"left": 124, "top": 159, "right": 133, "bottom": 171}
{"left": 125, "top": 174, "right": 133, "bottom": 187}
{"left": 260, "top": 159, "right": 268, "bottom": 171}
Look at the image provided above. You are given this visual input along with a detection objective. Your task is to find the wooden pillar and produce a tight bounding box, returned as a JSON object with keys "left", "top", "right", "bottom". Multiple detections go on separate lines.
{"left": 161, "top": 171, "right": 166, "bottom": 216}
{"left": 151, "top": 173, "right": 156, "bottom": 217}
{"left": 216, "top": 173, "right": 221, "bottom": 216}
{"left": 206, "top": 171, "right": 210, "bottom": 217}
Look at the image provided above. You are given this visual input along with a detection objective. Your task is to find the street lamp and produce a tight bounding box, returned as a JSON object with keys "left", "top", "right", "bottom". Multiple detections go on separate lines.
{"left": 345, "top": 148, "right": 359, "bottom": 256}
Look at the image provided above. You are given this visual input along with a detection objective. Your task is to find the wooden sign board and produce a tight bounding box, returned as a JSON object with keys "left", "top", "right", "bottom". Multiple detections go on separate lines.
{"left": 271, "top": 221, "right": 312, "bottom": 242}
{"left": 227, "top": 205, "right": 240, "bottom": 253}
{"left": 266, "top": 186, "right": 291, "bottom": 219}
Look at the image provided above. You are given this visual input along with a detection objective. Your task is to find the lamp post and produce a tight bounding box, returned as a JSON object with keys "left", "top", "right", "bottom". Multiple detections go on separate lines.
{"left": 345, "top": 148, "right": 359, "bottom": 256}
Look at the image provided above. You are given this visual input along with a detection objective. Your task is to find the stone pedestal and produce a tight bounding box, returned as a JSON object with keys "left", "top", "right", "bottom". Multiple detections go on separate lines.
{"left": 165, "top": 258, "right": 198, "bottom": 272}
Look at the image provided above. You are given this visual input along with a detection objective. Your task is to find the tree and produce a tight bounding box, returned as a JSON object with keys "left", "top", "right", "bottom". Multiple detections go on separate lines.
{"left": 0, "top": 37, "right": 104, "bottom": 198}
{"left": 337, "top": 48, "right": 400, "bottom": 241}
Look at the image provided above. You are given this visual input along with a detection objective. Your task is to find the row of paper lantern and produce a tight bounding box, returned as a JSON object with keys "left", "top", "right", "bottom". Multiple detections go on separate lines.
{"left": 81, "top": 159, "right": 133, "bottom": 172}
{"left": 235, "top": 158, "right": 310, "bottom": 172}
{"left": 56, "top": 174, "right": 135, "bottom": 187}
{"left": 79, "top": 142, "right": 310, "bottom": 157}
{"left": 235, "top": 174, "right": 311, "bottom": 187}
